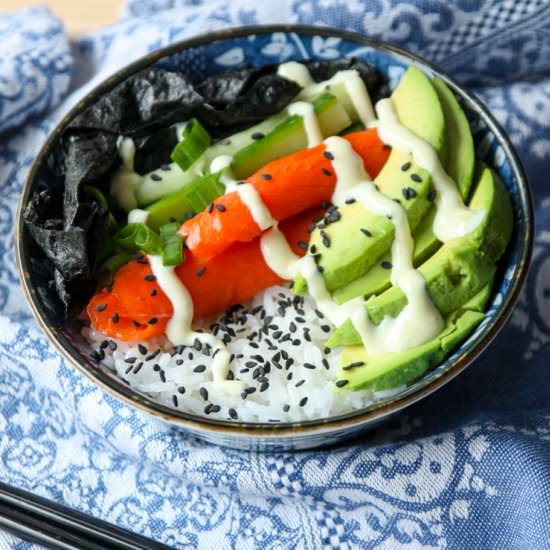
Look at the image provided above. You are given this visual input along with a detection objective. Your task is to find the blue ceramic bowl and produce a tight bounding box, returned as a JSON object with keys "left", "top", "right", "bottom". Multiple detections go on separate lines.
{"left": 16, "top": 26, "right": 533, "bottom": 451}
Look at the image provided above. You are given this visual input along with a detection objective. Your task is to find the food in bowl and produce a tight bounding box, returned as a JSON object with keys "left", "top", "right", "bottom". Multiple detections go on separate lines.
{"left": 23, "top": 58, "right": 513, "bottom": 423}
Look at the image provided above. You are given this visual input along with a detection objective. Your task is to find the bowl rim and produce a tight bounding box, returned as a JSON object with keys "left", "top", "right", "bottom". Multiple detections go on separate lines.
{"left": 16, "top": 23, "right": 534, "bottom": 439}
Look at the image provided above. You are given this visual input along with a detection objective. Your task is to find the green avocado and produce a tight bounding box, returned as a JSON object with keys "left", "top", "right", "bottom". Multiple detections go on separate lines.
{"left": 328, "top": 163, "right": 513, "bottom": 348}
{"left": 336, "top": 281, "right": 492, "bottom": 392}
{"left": 293, "top": 66, "right": 447, "bottom": 294}
{"left": 333, "top": 78, "right": 476, "bottom": 304}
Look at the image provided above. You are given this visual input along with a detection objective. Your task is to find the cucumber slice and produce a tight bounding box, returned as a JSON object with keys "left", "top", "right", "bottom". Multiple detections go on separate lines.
{"left": 231, "top": 93, "right": 351, "bottom": 179}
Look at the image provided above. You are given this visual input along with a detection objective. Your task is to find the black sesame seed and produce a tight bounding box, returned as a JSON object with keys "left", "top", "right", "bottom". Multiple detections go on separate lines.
{"left": 321, "top": 167, "right": 332, "bottom": 177}
{"left": 204, "top": 404, "right": 214, "bottom": 414}
{"left": 304, "top": 363, "right": 316, "bottom": 370}
{"left": 95, "top": 303, "right": 107, "bottom": 313}
{"left": 309, "top": 244, "right": 317, "bottom": 254}
{"left": 260, "top": 382, "right": 269, "bottom": 392}
{"left": 322, "top": 358, "right": 330, "bottom": 370}
{"left": 111, "top": 313, "right": 120, "bottom": 324}
{"left": 226, "top": 370, "right": 235, "bottom": 381}
{"left": 229, "top": 408, "right": 238, "bottom": 419}
{"left": 100, "top": 340, "right": 109, "bottom": 350}
{"left": 297, "top": 240, "right": 308, "bottom": 250}
{"left": 199, "top": 387, "right": 209, "bottom": 401}
{"left": 146, "top": 349, "right": 160, "bottom": 361}
{"left": 295, "top": 380, "right": 306, "bottom": 388}
{"left": 260, "top": 173, "right": 272, "bottom": 180}
{"left": 323, "top": 150, "right": 334, "bottom": 160}
{"left": 324, "top": 347, "right": 331, "bottom": 354}
{"left": 150, "top": 173, "right": 162, "bottom": 181}
{"left": 211, "top": 405, "right": 221, "bottom": 413}
{"left": 286, "top": 372, "right": 293, "bottom": 381}
{"left": 196, "top": 267, "right": 206, "bottom": 277}
{"left": 381, "top": 261, "right": 393, "bottom": 270}
{"left": 159, "top": 370, "right": 166, "bottom": 383}
{"left": 342, "top": 361, "right": 365, "bottom": 371}
{"left": 160, "top": 164, "right": 171, "bottom": 171}
{"left": 147, "top": 317, "right": 158, "bottom": 325}
{"left": 299, "top": 397, "right": 308, "bottom": 407}
{"left": 207, "top": 203, "right": 214, "bottom": 213}
{"left": 133, "top": 362, "right": 143, "bottom": 374}
{"left": 108, "top": 341, "right": 117, "bottom": 351}
{"left": 345, "top": 197, "right": 356, "bottom": 204}
{"left": 401, "top": 161, "right": 411, "bottom": 172}
{"left": 124, "top": 357, "right": 137, "bottom": 364}
{"left": 125, "top": 365, "right": 134, "bottom": 375}
{"left": 215, "top": 204, "right": 226, "bottom": 212}
{"left": 411, "top": 173, "right": 422, "bottom": 183}
{"left": 245, "top": 387, "right": 256, "bottom": 395}
{"left": 317, "top": 265, "right": 324, "bottom": 274}
{"left": 172, "top": 395, "right": 179, "bottom": 407}
{"left": 289, "top": 322, "right": 297, "bottom": 333}
{"left": 193, "top": 339, "right": 202, "bottom": 351}
{"left": 252, "top": 132, "right": 265, "bottom": 140}
{"left": 178, "top": 386, "right": 186, "bottom": 394}
{"left": 322, "top": 236, "right": 331, "bottom": 248}
{"left": 360, "top": 228, "right": 372, "bottom": 237}
{"left": 428, "top": 189, "right": 437, "bottom": 202}
{"left": 153, "top": 364, "right": 161, "bottom": 372}
{"left": 194, "top": 364, "right": 206, "bottom": 373}
{"left": 335, "top": 379, "right": 349, "bottom": 388}
{"left": 272, "top": 330, "right": 283, "bottom": 339}
{"left": 150, "top": 288, "right": 158, "bottom": 298}
{"left": 175, "top": 359, "right": 184, "bottom": 366}
{"left": 144, "top": 274, "right": 156, "bottom": 282}
{"left": 138, "top": 344, "right": 147, "bottom": 355}
{"left": 90, "top": 350, "right": 101, "bottom": 363}
{"left": 283, "top": 404, "right": 290, "bottom": 412}
{"left": 402, "top": 186, "right": 417, "bottom": 200}
{"left": 320, "top": 325, "right": 331, "bottom": 333}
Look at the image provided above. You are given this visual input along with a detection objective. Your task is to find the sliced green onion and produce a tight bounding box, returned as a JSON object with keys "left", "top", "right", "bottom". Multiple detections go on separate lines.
{"left": 160, "top": 222, "right": 184, "bottom": 266}
{"left": 171, "top": 118, "right": 211, "bottom": 171}
{"left": 114, "top": 224, "right": 163, "bottom": 255}
{"left": 181, "top": 171, "right": 225, "bottom": 212}
{"left": 98, "top": 252, "right": 133, "bottom": 285}
{"left": 145, "top": 170, "right": 225, "bottom": 230}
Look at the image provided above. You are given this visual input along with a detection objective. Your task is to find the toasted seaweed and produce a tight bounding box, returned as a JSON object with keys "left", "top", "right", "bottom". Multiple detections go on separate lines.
{"left": 24, "top": 61, "right": 386, "bottom": 317}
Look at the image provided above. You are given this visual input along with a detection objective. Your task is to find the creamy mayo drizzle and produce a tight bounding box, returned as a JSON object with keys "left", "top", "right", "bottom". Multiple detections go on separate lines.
{"left": 277, "top": 61, "right": 315, "bottom": 88}
{"left": 375, "top": 98, "right": 485, "bottom": 241}
{"left": 128, "top": 209, "right": 150, "bottom": 224}
{"left": 148, "top": 256, "right": 240, "bottom": 387}
{"left": 278, "top": 62, "right": 376, "bottom": 127}
{"left": 288, "top": 102, "right": 323, "bottom": 147}
{"left": 111, "top": 137, "right": 141, "bottom": 211}
{"left": 210, "top": 155, "right": 276, "bottom": 230}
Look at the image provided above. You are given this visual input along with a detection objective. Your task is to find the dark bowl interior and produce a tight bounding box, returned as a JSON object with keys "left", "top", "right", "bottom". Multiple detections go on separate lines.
{"left": 16, "top": 26, "right": 533, "bottom": 440}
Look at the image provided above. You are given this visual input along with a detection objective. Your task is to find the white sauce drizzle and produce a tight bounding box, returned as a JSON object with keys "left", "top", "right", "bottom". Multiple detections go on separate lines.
{"left": 288, "top": 102, "right": 323, "bottom": 147}
{"left": 148, "top": 256, "right": 240, "bottom": 388}
{"left": 375, "top": 98, "right": 485, "bottom": 241}
{"left": 111, "top": 137, "right": 141, "bottom": 211}
{"left": 127, "top": 209, "right": 150, "bottom": 224}
{"left": 277, "top": 61, "right": 315, "bottom": 88}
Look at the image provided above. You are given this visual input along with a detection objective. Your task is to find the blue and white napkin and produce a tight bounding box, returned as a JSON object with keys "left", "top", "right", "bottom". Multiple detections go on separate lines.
{"left": 2, "top": 1, "right": 550, "bottom": 548}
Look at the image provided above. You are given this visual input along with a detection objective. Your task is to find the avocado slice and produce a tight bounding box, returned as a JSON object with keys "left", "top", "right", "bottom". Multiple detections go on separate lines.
{"left": 337, "top": 281, "right": 492, "bottom": 391}
{"left": 293, "top": 66, "right": 447, "bottom": 294}
{"left": 333, "top": 78, "right": 476, "bottom": 304}
{"left": 328, "top": 163, "right": 513, "bottom": 348}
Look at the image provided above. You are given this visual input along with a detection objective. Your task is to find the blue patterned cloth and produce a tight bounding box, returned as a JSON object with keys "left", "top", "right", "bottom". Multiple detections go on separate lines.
{"left": 2, "top": 1, "right": 550, "bottom": 548}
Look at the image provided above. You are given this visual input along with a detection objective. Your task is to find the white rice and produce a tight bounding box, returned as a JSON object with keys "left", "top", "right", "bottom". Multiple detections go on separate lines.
{"left": 83, "top": 285, "right": 378, "bottom": 422}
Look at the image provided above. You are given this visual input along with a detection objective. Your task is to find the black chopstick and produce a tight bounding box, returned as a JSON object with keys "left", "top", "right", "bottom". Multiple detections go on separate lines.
{"left": 0, "top": 481, "right": 171, "bottom": 549}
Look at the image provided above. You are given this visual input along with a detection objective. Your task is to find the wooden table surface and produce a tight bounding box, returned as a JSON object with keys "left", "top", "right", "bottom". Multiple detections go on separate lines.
{"left": 3, "top": 0, "right": 125, "bottom": 35}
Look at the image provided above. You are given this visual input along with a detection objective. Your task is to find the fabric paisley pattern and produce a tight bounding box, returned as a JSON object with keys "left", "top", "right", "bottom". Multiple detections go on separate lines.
{"left": 2, "top": 1, "right": 550, "bottom": 548}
